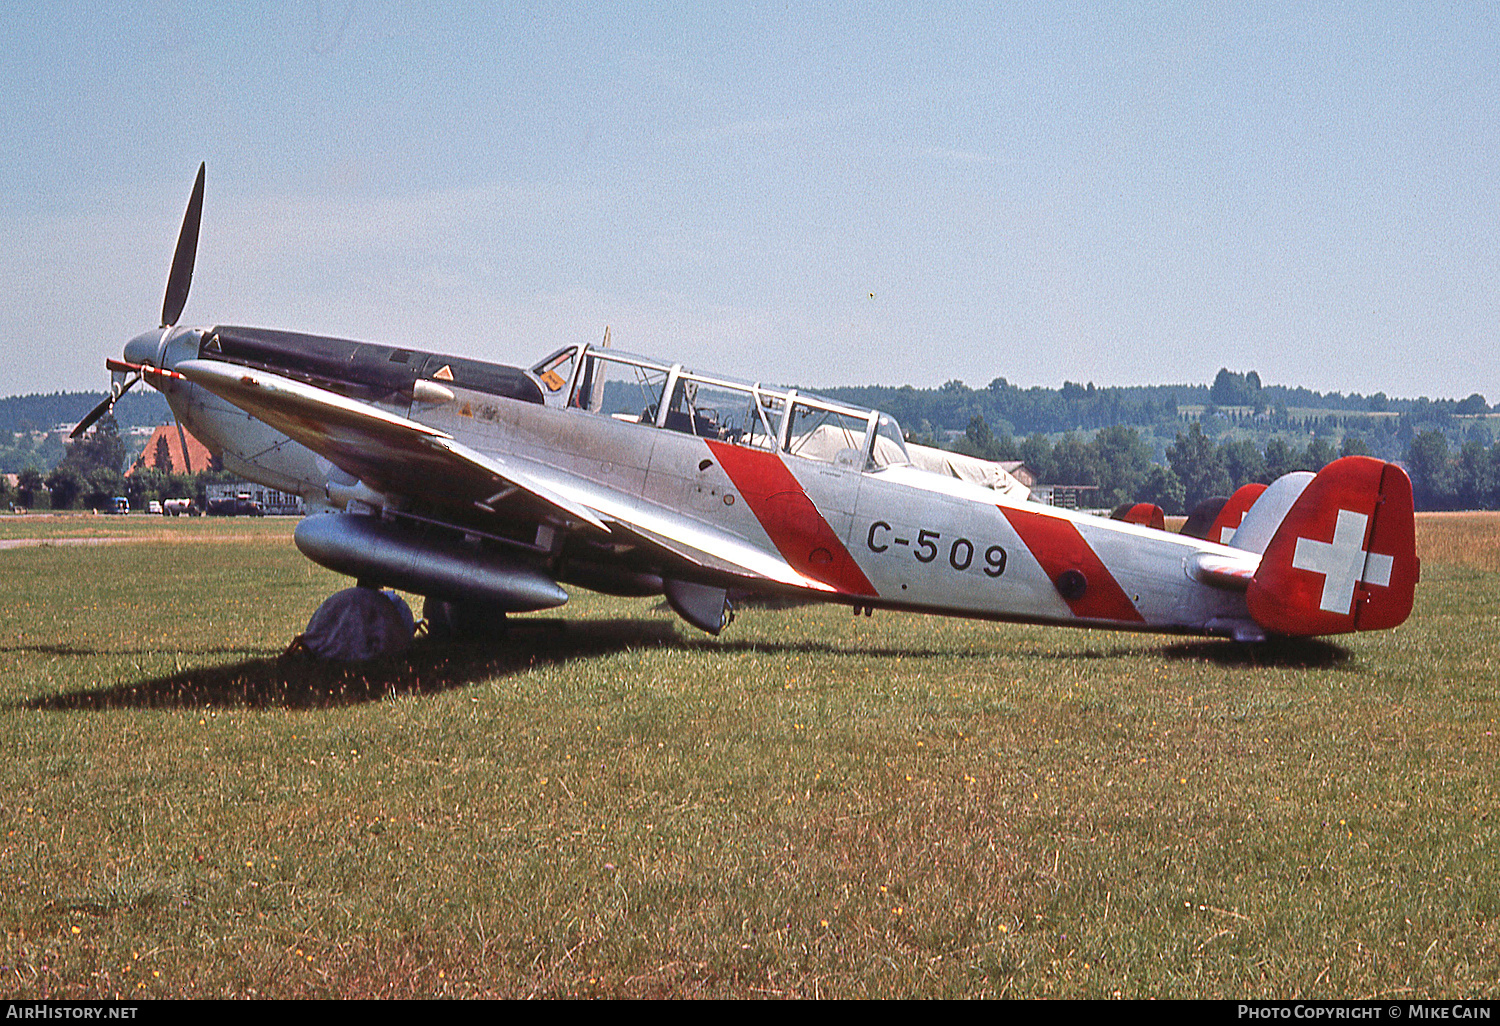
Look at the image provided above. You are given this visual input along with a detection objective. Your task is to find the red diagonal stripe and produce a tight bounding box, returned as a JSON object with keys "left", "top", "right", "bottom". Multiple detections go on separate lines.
{"left": 1000, "top": 507, "right": 1144, "bottom": 622}
{"left": 707, "top": 441, "right": 877, "bottom": 597}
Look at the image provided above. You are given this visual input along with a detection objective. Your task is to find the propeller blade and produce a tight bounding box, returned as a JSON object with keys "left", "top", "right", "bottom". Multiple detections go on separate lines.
{"left": 69, "top": 372, "right": 140, "bottom": 439}
{"left": 70, "top": 395, "right": 115, "bottom": 439}
{"left": 161, "top": 162, "right": 205, "bottom": 328}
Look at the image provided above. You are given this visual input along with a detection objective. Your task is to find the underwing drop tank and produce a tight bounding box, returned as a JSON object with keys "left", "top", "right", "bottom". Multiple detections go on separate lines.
{"left": 294, "top": 512, "right": 568, "bottom": 612}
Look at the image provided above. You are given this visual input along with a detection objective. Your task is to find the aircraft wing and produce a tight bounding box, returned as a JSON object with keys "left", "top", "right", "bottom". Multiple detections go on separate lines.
{"left": 444, "top": 438, "right": 830, "bottom": 590}
{"left": 168, "top": 359, "right": 835, "bottom": 592}
{"left": 172, "top": 359, "right": 608, "bottom": 531}
{"left": 492, "top": 455, "right": 839, "bottom": 591}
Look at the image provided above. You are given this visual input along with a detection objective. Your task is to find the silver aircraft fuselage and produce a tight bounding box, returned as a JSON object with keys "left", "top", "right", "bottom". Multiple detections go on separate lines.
{"left": 125, "top": 323, "right": 1267, "bottom": 639}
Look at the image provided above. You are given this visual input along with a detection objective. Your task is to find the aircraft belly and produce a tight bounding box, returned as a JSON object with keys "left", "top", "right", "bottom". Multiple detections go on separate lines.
{"left": 170, "top": 382, "right": 247, "bottom": 453}
{"left": 170, "top": 384, "right": 324, "bottom": 494}
{"left": 166, "top": 376, "right": 422, "bottom": 506}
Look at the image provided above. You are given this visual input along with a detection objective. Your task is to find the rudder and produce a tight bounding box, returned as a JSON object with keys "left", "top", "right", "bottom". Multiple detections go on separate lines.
{"left": 1245, "top": 456, "right": 1419, "bottom": 636}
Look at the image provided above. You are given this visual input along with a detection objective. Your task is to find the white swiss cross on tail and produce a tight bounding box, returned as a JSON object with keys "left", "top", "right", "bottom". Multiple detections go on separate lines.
{"left": 1290, "top": 508, "right": 1395, "bottom": 614}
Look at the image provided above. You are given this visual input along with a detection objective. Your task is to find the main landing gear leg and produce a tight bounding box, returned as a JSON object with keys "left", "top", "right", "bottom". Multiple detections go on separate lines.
{"left": 421, "top": 597, "right": 510, "bottom": 642}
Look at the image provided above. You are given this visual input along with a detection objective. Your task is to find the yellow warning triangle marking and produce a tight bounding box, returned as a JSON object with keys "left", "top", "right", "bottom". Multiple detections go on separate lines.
{"left": 433, "top": 365, "right": 454, "bottom": 381}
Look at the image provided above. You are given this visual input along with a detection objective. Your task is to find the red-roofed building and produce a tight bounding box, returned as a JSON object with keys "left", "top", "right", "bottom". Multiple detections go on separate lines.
{"left": 128, "top": 425, "right": 215, "bottom": 476}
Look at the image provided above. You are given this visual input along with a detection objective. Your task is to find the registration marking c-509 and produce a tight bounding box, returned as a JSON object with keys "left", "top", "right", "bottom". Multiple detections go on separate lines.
{"left": 866, "top": 520, "right": 1008, "bottom": 577}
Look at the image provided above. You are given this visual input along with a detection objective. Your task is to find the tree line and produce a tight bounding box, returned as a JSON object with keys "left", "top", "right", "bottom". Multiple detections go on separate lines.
{"left": 958, "top": 415, "right": 1492, "bottom": 513}
{"left": 825, "top": 368, "right": 1495, "bottom": 442}
{"left": 0, "top": 392, "right": 172, "bottom": 474}
{"left": 824, "top": 366, "right": 1499, "bottom": 513}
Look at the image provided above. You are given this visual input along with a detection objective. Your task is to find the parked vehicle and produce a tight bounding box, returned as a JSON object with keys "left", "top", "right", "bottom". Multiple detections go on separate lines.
{"left": 106, "top": 496, "right": 129, "bottom": 515}
{"left": 207, "top": 495, "right": 264, "bottom": 517}
{"left": 162, "top": 498, "right": 200, "bottom": 516}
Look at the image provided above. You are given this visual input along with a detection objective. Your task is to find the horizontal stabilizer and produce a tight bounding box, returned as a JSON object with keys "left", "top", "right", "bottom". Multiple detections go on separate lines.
{"left": 1186, "top": 550, "right": 1257, "bottom": 591}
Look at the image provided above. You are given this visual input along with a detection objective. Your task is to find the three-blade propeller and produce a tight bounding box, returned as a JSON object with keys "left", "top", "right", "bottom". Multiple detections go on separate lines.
{"left": 71, "top": 163, "right": 206, "bottom": 439}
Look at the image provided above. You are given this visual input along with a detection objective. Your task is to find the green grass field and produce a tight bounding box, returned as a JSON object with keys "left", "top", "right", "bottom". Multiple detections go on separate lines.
{"left": 0, "top": 513, "right": 1495, "bottom": 998}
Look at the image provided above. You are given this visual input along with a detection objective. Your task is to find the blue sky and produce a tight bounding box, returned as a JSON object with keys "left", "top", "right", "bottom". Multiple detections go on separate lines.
{"left": 3, "top": 2, "right": 1498, "bottom": 401}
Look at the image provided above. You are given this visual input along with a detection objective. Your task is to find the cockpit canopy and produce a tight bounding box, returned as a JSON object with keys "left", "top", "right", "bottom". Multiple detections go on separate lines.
{"left": 531, "top": 345, "right": 910, "bottom": 471}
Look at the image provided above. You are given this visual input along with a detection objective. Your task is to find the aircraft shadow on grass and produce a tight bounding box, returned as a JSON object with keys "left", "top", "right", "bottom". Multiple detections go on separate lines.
{"left": 11, "top": 618, "right": 1354, "bottom": 713}
{"left": 12, "top": 617, "right": 977, "bottom": 712}
{"left": 1160, "top": 635, "right": 1353, "bottom": 669}
{"left": 15, "top": 618, "right": 673, "bottom": 712}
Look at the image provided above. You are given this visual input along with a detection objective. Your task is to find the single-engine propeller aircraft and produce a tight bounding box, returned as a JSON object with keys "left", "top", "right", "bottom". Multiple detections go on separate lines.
{"left": 76, "top": 166, "right": 1420, "bottom": 659}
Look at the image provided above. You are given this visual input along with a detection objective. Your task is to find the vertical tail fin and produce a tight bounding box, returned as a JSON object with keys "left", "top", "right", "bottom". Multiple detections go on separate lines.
{"left": 1112, "top": 502, "right": 1166, "bottom": 530}
{"left": 1229, "top": 473, "right": 1315, "bottom": 554}
{"left": 1180, "top": 482, "right": 1269, "bottom": 545}
{"left": 1245, "top": 456, "right": 1419, "bottom": 636}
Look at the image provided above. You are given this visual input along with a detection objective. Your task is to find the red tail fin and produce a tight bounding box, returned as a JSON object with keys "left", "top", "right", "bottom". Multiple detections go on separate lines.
{"left": 1113, "top": 502, "right": 1165, "bottom": 530}
{"left": 1246, "top": 457, "right": 1419, "bottom": 636}
{"left": 1209, "top": 482, "right": 1267, "bottom": 547}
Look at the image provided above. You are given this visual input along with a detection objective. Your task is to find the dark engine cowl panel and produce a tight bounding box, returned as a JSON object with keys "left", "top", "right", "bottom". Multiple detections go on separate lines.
{"left": 203, "top": 325, "right": 545, "bottom": 405}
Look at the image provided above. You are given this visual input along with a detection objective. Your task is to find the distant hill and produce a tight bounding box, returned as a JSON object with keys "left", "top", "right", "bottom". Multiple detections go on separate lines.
{"left": 0, "top": 391, "right": 173, "bottom": 434}
{"left": 819, "top": 371, "right": 1490, "bottom": 442}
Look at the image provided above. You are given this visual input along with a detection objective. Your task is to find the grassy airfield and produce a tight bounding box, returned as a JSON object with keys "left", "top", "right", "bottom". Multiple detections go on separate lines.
{"left": 0, "top": 512, "right": 1495, "bottom": 999}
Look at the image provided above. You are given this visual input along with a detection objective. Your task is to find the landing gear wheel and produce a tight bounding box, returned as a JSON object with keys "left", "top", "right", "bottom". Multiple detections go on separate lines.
{"left": 422, "top": 598, "right": 509, "bottom": 642}
{"left": 296, "top": 587, "right": 415, "bottom": 661}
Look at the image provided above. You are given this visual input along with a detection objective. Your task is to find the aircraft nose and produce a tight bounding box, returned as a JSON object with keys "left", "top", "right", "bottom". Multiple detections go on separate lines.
{"left": 123, "top": 328, "right": 165, "bottom": 367}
